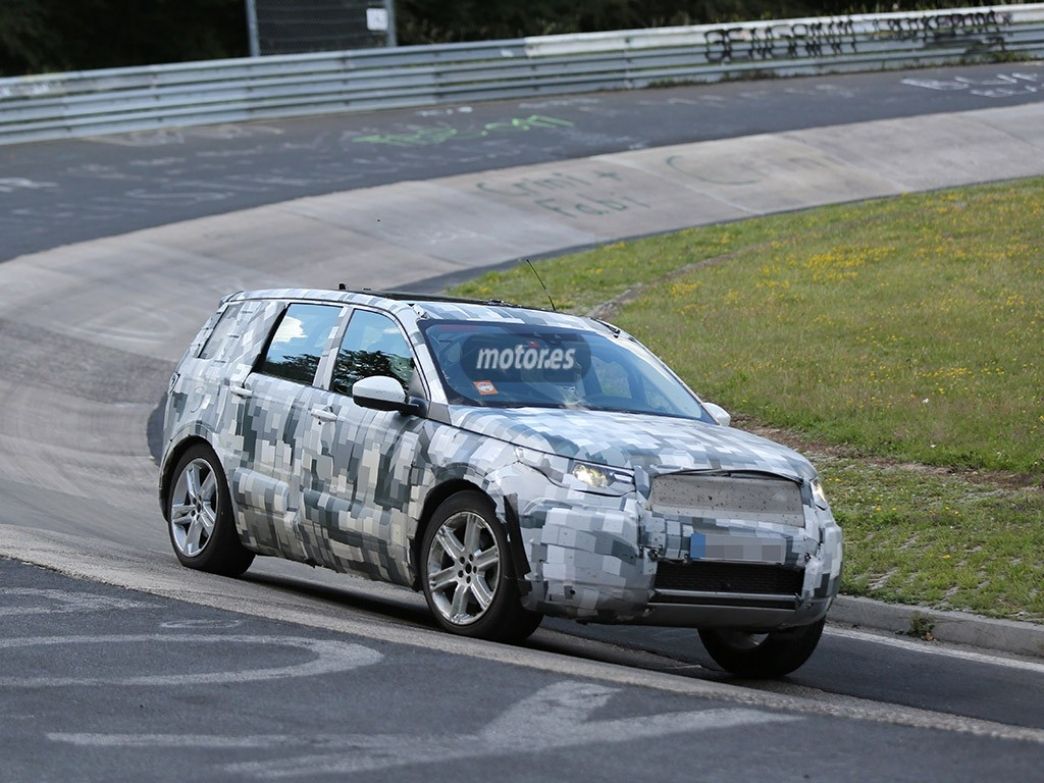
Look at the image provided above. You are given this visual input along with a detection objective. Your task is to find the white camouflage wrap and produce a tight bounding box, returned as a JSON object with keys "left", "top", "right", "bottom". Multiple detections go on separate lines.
{"left": 162, "top": 289, "right": 842, "bottom": 630}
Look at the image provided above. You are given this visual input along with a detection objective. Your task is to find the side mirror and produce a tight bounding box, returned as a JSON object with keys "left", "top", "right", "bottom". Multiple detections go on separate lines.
{"left": 703, "top": 402, "right": 731, "bottom": 427}
{"left": 352, "top": 375, "right": 410, "bottom": 413}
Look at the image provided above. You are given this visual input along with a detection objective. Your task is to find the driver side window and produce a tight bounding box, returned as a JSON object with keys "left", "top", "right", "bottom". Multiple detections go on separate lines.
{"left": 332, "top": 310, "right": 415, "bottom": 397}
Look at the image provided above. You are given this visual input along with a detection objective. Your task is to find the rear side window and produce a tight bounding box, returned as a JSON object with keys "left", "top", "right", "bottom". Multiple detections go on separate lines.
{"left": 259, "top": 303, "right": 342, "bottom": 385}
{"left": 199, "top": 303, "right": 244, "bottom": 360}
{"left": 332, "top": 310, "right": 415, "bottom": 396}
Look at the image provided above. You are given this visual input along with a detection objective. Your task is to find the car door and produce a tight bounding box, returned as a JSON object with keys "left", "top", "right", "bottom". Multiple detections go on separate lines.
{"left": 300, "top": 307, "right": 426, "bottom": 585}
{"left": 228, "top": 301, "right": 344, "bottom": 563}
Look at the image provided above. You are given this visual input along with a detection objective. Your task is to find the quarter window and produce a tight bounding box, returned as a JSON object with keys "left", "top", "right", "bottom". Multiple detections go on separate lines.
{"left": 332, "top": 310, "right": 415, "bottom": 396}
{"left": 259, "top": 304, "right": 342, "bottom": 385}
{"left": 199, "top": 303, "right": 243, "bottom": 360}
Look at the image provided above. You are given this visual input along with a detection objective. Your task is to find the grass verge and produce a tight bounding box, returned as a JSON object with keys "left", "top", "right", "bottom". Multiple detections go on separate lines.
{"left": 452, "top": 177, "right": 1044, "bottom": 621}
{"left": 812, "top": 455, "right": 1040, "bottom": 622}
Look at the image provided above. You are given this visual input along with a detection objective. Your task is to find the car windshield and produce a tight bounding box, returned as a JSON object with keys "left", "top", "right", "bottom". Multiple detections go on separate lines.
{"left": 420, "top": 320, "right": 711, "bottom": 421}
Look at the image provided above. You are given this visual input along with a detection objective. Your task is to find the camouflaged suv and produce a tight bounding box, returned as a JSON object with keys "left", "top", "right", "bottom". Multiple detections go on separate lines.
{"left": 160, "top": 288, "right": 842, "bottom": 676}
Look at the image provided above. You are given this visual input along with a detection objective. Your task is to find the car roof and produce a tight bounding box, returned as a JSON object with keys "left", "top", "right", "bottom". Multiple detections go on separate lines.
{"left": 226, "top": 288, "right": 615, "bottom": 333}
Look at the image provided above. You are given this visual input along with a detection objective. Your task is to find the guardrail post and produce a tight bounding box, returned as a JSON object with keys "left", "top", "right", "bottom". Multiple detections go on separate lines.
{"left": 384, "top": 0, "right": 398, "bottom": 47}
{"left": 245, "top": 0, "right": 261, "bottom": 57}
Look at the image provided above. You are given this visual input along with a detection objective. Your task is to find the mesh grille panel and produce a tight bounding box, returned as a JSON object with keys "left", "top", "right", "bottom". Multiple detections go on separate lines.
{"left": 650, "top": 474, "right": 805, "bottom": 526}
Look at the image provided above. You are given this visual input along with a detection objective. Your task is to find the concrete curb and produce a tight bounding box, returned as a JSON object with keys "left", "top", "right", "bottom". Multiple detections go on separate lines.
{"left": 829, "top": 595, "right": 1044, "bottom": 659}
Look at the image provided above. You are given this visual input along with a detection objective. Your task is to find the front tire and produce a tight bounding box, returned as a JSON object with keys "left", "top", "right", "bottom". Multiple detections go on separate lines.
{"left": 699, "top": 618, "right": 825, "bottom": 678}
{"left": 167, "top": 444, "right": 254, "bottom": 577}
{"left": 420, "top": 491, "right": 542, "bottom": 643}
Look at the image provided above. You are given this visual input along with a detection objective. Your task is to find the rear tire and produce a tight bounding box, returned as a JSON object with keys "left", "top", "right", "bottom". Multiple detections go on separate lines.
{"left": 166, "top": 443, "right": 254, "bottom": 577}
{"left": 420, "top": 491, "right": 542, "bottom": 643}
{"left": 699, "top": 618, "right": 825, "bottom": 678}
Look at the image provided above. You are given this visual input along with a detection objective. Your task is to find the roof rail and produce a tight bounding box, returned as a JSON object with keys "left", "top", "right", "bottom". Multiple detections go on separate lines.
{"left": 336, "top": 285, "right": 520, "bottom": 308}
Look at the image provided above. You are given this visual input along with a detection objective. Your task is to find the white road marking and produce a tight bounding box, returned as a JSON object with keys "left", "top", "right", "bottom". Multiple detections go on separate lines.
{"left": 47, "top": 734, "right": 359, "bottom": 749}
{"left": 0, "top": 587, "right": 159, "bottom": 617}
{"left": 0, "top": 178, "right": 57, "bottom": 193}
{"left": 48, "top": 680, "right": 798, "bottom": 779}
{"left": 824, "top": 626, "right": 1044, "bottom": 675}
{"left": 160, "top": 618, "right": 243, "bottom": 629}
{"left": 0, "top": 635, "right": 381, "bottom": 687}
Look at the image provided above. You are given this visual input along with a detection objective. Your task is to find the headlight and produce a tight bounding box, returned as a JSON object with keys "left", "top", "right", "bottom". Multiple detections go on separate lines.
{"left": 571, "top": 462, "right": 620, "bottom": 488}
{"left": 516, "top": 448, "right": 634, "bottom": 495}
{"left": 810, "top": 479, "right": 830, "bottom": 511}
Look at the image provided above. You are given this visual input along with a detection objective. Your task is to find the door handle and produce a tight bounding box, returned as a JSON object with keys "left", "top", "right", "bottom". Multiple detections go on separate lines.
{"left": 310, "top": 407, "right": 337, "bottom": 423}
{"left": 230, "top": 384, "right": 252, "bottom": 399}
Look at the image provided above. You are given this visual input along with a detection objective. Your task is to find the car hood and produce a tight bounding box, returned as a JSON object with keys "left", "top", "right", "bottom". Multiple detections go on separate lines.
{"left": 449, "top": 406, "right": 816, "bottom": 481}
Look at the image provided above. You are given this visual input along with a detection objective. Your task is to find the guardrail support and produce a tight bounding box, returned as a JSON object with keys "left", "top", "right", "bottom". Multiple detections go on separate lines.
{"left": 384, "top": 0, "right": 398, "bottom": 48}
{"left": 245, "top": 0, "right": 261, "bottom": 58}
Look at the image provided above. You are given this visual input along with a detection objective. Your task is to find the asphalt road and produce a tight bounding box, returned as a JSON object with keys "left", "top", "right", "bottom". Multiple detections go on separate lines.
{"left": 1, "top": 62, "right": 1043, "bottom": 781}
{"left": 1, "top": 61, "right": 1041, "bottom": 261}
{"left": 238, "top": 566, "right": 1044, "bottom": 733}
{"left": 2, "top": 559, "right": 1042, "bottom": 783}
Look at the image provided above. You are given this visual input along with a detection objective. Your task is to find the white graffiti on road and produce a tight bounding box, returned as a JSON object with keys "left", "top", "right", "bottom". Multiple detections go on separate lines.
{"left": 0, "top": 635, "right": 382, "bottom": 687}
{"left": 902, "top": 71, "right": 1040, "bottom": 98}
{"left": 50, "top": 680, "right": 799, "bottom": 778}
{"left": 0, "top": 178, "right": 57, "bottom": 194}
{"left": 0, "top": 587, "right": 158, "bottom": 617}
{"left": 160, "top": 618, "right": 244, "bottom": 629}
{"left": 86, "top": 124, "right": 285, "bottom": 146}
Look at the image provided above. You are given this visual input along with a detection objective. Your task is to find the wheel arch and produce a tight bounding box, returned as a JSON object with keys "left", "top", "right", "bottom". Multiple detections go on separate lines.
{"left": 159, "top": 435, "right": 215, "bottom": 520}
{"left": 410, "top": 478, "right": 490, "bottom": 590}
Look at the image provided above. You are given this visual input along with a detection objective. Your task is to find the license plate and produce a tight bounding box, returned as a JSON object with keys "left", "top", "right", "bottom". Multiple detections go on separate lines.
{"left": 689, "top": 532, "right": 706, "bottom": 559}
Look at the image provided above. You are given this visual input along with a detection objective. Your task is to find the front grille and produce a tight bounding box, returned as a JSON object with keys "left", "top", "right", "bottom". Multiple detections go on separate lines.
{"left": 654, "top": 561, "right": 804, "bottom": 595}
{"left": 650, "top": 473, "right": 805, "bottom": 526}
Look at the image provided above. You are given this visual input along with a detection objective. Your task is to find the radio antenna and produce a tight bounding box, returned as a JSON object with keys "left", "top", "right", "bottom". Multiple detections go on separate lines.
{"left": 525, "top": 259, "right": 557, "bottom": 312}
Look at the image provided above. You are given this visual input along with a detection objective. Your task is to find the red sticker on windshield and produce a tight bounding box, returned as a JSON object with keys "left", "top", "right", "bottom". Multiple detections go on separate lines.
{"left": 473, "top": 380, "right": 498, "bottom": 396}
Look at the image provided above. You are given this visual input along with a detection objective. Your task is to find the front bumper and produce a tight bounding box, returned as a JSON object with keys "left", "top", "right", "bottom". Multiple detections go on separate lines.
{"left": 632, "top": 595, "right": 833, "bottom": 629}
{"left": 511, "top": 478, "right": 842, "bottom": 631}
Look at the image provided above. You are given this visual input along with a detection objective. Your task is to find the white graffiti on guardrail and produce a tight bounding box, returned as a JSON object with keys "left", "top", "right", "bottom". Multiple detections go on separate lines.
{"left": 0, "top": 82, "right": 55, "bottom": 99}
{"left": 902, "top": 71, "right": 1040, "bottom": 97}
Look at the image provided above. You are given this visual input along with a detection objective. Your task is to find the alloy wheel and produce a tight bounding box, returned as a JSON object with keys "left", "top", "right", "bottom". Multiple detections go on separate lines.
{"left": 169, "top": 458, "right": 218, "bottom": 557}
{"left": 425, "top": 510, "right": 501, "bottom": 626}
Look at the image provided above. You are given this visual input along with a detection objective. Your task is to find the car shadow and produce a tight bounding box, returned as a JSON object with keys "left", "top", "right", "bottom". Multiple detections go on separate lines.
{"left": 241, "top": 569, "right": 438, "bottom": 629}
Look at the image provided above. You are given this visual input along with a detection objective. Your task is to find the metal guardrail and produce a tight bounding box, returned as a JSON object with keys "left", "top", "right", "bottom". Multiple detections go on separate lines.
{"left": 1, "top": 5, "right": 1042, "bottom": 145}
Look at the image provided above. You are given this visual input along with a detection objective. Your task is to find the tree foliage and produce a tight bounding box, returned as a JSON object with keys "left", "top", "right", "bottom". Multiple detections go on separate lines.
{"left": 394, "top": 1, "right": 985, "bottom": 43}
{"left": 0, "top": 0, "right": 245, "bottom": 75}
{"left": 396, "top": 1, "right": 861, "bottom": 43}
